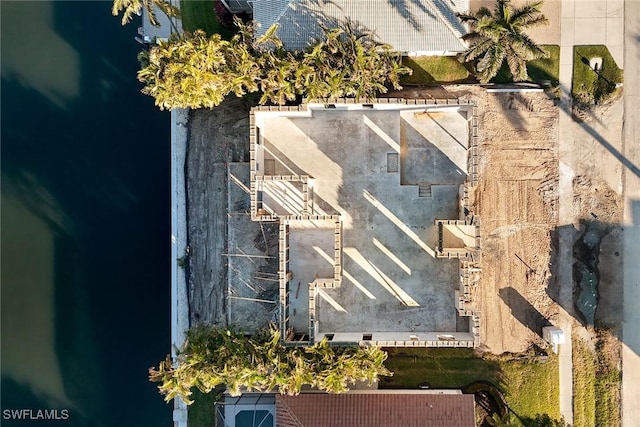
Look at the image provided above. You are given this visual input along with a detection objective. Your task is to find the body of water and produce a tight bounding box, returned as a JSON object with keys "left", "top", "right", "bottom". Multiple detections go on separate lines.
{"left": 1, "top": 1, "right": 172, "bottom": 425}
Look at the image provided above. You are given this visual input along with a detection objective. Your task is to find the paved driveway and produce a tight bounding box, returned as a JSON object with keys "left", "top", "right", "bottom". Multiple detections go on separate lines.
{"left": 469, "top": 0, "right": 561, "bottom": 45}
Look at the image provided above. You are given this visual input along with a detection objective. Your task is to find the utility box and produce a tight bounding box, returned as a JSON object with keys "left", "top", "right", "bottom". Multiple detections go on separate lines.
{"left": 543, "top": 326, "right": 565, "bottom": 354}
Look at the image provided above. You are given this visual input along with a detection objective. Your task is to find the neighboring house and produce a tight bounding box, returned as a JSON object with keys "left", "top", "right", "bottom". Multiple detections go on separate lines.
{"left": 252, "top": 0, "right": 469, "bottom": 56}
{"left": 216, "top": 390, "right": 477, "bottom": 427}
{"left": 220, "top": 0, "right": 254, "bottom": 14}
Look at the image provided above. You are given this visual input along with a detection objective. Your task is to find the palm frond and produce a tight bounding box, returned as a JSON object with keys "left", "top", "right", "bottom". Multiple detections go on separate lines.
{"left": 477, "top": 43, "right": 507, "bottom": 83}
{"left": 256, "top": 24, "right": 283, "bottom": 49}
{"left": 456, "top": 12, "right": 479, "bottom": 23}
{"left": 512, "top": 32, "right": 548, "bottom": 59}
{"left": 112, "top": 0, "right": 142, "bottom": 25}
{"left": 506, "top": 50, "right": 529, "bottom": 81}
{"left": 494, "top": 0, "right": 509, "bottom": 21}
{"left": 460, "top": 38, "right": 494, "bottom": 62}
{"left": 510, "top": 0, "right": 545, "bottom": 25}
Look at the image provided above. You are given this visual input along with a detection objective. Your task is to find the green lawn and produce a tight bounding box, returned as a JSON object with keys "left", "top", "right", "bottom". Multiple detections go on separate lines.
{"left": 573, "top": 337, "right": 597, "bottom": 427}
{"left": 573, "top": 333, "right": 621, "bottom": 427}
{"left": 180, "top": 0, "right": 233, "bottom": 38}
{"left": 572, "top": 45, "right": 623, "bottom": 104}
{"left": 188, "top": 389, "right": 219, "bottom": 427}
{"left": 491, "top": 45, "right": 560, "bottom": 85}
{"left": 401, "top": 56, "right": 471, "bottom": 85}
{"left": 381, "top": 348, "right": 560, "bottom": 423}
{"left": 401, "top": 46, "right": 559, "bottom": 86}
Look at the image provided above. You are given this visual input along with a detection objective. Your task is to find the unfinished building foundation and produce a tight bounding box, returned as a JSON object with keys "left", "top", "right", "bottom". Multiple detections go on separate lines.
{"left": 249, "top": 100, "right": 482, "bottom": 347}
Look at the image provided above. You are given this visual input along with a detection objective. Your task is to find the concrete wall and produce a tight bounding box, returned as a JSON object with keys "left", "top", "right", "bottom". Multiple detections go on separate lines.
{"left": 171, "top": 108, "right": 189, "bottom": 427}
{"left": 315, "top": 331, "right": 476, "bottom": 348}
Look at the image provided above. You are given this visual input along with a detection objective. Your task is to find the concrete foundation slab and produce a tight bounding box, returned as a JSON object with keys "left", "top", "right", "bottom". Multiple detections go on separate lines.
{"left": 251, "top": 103, "right": 477, "bottom": 345}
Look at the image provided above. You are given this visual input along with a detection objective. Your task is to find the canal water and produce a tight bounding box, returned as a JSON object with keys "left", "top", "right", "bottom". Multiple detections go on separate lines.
{"left": 1, "top": 1, "right": 172, "bottom": 425}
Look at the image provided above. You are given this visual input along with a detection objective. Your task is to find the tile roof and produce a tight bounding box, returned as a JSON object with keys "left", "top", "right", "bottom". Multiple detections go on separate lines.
{"left": 275, "top": 392, "right": 476, "bottom": 427}
{"left": 253, "top": 0, "right": 468, "bottom": 54}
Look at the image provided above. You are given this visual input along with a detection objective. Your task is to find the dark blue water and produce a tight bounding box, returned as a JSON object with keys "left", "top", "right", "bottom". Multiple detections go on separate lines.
{"left": 1, "top": 2, "right": 171, "bottom": 425}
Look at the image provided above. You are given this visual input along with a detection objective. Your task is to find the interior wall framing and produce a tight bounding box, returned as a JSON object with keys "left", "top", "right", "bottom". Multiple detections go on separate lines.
{"left": 249, "top": 99, "right": 483, "bottom": 347}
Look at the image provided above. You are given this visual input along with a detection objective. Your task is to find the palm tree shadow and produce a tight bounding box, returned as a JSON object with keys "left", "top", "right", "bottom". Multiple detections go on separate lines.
{"left": 386, "top": 0, "right": 435, "bottom": 30}
{"left": 431, "top": 0, "right": 467, "bottom": 34}
{"left": 554, "top": 82, "right": 640, "bottom": 177}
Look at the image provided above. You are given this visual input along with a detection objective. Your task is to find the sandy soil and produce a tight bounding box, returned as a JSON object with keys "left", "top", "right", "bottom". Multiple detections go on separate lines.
{"left": 470, "top": 89, "right": 561, "bottom": 354}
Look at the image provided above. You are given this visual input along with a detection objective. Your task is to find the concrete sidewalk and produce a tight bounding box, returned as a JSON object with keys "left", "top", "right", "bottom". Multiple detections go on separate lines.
{"left": 622, "top": 1, "right": 640, "bottom": 426}
{"left": 556, "top": 1, "right": 626, "bottom": 424}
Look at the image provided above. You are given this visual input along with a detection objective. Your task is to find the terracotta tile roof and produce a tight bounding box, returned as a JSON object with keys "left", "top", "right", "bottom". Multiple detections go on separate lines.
{"left": 275, "top": 392, "right": 476, "bottom": 427}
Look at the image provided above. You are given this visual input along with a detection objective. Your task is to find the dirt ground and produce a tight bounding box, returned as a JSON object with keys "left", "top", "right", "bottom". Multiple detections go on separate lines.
{"left": 185, "top": 98, "right": 253, "bottom": 327}
{"left": 226, "top": 162, "right": 280, "bottom": 333}
{"left": 565, "top": 99, "right": 625, "bottom": 333}
{"left": 469, "top": 89, "right": 561, "bottom": 354}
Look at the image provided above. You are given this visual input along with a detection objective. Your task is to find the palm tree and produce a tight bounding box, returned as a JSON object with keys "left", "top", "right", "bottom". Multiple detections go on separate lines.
{"left": 457, "top": 0, "right": 549, "bottom": 83}
{"left": 112, "top": 0, "right": 179, "bottom": 28}
{"left": 150, "top": 325, "right": 392, "bottom": 403}
{"left": 300, "top": 23, "right": 410, "bottom": 102}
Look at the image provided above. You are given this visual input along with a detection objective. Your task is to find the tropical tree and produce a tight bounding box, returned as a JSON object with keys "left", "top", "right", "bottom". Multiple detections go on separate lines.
{"left": 149, "top": 325, "right": 392, "bottom": 404}
{"left": 457, "top": 0, "right": 549, "bottom": 83}
{"left": 301, "top": 22, "right": 411, "bottom": 101}
{"left": 137, "top": 18, "right": 410, "bottom": 109}
{"left": 138, "top": 30, "right": 240, "bottom": 109}
{"left": 112, "top": 0, "right": 179, "bottom": 27}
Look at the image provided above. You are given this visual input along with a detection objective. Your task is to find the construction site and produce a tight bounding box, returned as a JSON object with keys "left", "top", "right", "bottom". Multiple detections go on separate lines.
{"left": 232, "top": 99, "right": 482, "bottom": 347}
{"left": 186, "top": 88, "right": 610, "bottom": 354}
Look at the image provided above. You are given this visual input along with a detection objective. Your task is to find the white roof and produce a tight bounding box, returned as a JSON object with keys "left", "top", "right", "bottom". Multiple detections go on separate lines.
{"left": 253, "top": 0, "right": 468, "bottom": 54}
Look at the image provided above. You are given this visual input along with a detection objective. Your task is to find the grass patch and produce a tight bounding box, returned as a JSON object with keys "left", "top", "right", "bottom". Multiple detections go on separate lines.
{"left": 491, "top": 45, "right": 560, "bottom": 85}
{"left": 572, "top": 45, "right": 623, "bottom": 105}
{"left": 401, "top": 56, "right": 470, "bottom": 85}
{"left": 500, "top": 357, "right": 560, "bottom": 422}
{"left": 382, "top": 348, "right": 560, "bottom": 423}
{"left": 180, "top": 0, "right": 233, "bottom": 38}
{"left": 188, "top": 389, "right": 219, "bottom": 427}
{"left": 528, "top": 45, "right": 560, "bottom": 85}
{"left": 572, "top": 332, "right": 621, "bottom": 427}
